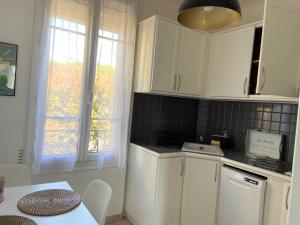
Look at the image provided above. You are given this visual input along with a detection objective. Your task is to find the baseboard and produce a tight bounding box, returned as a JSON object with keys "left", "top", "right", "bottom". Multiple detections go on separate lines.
{"left": 105, "top": 214, "right": 125, "bottom": 224}
{"left": 123, "top": 211, "right": 138, "bottom": 225}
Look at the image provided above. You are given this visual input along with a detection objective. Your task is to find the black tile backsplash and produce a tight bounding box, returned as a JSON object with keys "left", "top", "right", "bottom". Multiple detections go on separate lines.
{"left": 130, "top": 94, "right": 199, "bottom": 147}
{"left": 131, "top": 93, "right": 298, "bottom": 164}
{"left": 197, "top": 101, "right": 298, "bottom": 163}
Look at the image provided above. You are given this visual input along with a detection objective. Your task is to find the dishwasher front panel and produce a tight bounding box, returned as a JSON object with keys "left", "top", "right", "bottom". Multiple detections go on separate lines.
{"left": 217, "top": 166, "right": 267, "bottom": 225}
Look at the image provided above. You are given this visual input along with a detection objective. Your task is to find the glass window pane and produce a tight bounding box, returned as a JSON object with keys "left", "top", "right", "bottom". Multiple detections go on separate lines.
{"left": 88, "top": 35, "right": 119, "bottom": 153}
{"left": 88, "top": 120, "right": 113, "bottom": 153}
{"left": 43, "top": 0, "right": 89, "bottom": 156}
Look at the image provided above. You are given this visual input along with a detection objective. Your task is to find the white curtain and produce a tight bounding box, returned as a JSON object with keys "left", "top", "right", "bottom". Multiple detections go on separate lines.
{"left": 31, "top": 0, "right": 137, "bottom": 174}
{"left": 93, "top": 0, "right": 137, "bottom": 168}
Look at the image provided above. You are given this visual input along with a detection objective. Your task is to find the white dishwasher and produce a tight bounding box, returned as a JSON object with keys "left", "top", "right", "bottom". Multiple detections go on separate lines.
{"left": 218, "top": 166, "right": 267, "bottom": 225}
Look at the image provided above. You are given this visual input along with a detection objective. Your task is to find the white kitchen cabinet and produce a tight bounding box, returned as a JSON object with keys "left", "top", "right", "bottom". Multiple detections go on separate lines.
{"left": 180, "top": 157, "right": 220, "bottom": 225}
{"left": 176, "top": 27, "right": 207, "bottom": 95}
{"left": 280, "top": 182, "right": 291, "bottom": 225}
{"left": 154, "top": 157, "right": 184, "bottom": 225}
{"left": 206, "top": 0, "right": 300, "bottom": 99}
{"left": 206, "top": 26, "right": 255, "bottom": 98}
{"left": 263, "top": 177, "right": 291, "bottom": 225}
{"left": 125, "top": 145, "right": 158, "bottom": 225}
{"left": 134, "top": 15, "right": 207, "bottom": 97}
{"left": 256, "top": 0, "right": 300, "bottom": 97}
{"left": 125, "top": 145, "right": 184, "bottom": 225}
{"left": 125, "top": 144, "right": 291, "bottom": 225}
{"left": 151, "top": 18, "right": 180, "bottom": 93}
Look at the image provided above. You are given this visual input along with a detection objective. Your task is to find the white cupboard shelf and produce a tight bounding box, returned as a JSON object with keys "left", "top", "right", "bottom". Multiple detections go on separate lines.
{"left": 134, "top": 15, "right": 207, "bottom": 97}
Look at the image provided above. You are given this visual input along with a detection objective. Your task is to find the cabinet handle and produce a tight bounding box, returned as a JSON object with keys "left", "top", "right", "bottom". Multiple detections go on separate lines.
{"left": 260, "top": 67, "right": 266, "bottom": 91}
{"left": 177, "top": 74, "right": 182, "bottom": 91}
{"left": 172, "top": 74, "right": 177, "bottom": 91}
{"left": 180, "top": 159, "right": 184, "bottom": 177}
{"left": 243, "top": 77, "right": 248, "bottom": 96}
{"left": 214, "top": 164, "right": 218, "bottom": 182}
{"left": 286, "top": 185, "right": 290, "bottom": 210}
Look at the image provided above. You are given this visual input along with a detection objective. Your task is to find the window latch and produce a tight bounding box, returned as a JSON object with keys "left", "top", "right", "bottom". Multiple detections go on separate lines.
{"left": 89, "top": 91, "right": 93, "bottom": 103}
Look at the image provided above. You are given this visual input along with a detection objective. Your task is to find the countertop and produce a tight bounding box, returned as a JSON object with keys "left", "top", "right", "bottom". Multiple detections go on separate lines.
{"left": 133, "top": 143, "right": 292, "bottom": 177}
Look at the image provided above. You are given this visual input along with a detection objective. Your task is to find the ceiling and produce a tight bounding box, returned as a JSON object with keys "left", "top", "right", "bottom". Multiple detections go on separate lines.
{"left": 169, "top": 0, "right": 262, "bottom": 5}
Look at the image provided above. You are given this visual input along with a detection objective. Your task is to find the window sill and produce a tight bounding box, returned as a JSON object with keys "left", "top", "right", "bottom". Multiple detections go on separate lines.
{"left": 74, "top": 157, "right": 122, "bottom": 172}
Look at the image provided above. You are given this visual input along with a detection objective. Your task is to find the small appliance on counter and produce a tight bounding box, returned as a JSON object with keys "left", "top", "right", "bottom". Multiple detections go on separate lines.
{"left": 245, "top": 130, "right": 284, "bottom": 160}
{"left": 182, "top": 142, "right": 224, "bottom": 156}
{"left": 211, "top": 131, "right": 232, "bottom": 148}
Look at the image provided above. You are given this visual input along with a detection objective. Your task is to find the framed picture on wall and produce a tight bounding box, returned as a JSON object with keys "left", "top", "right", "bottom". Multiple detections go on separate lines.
{"left": 0, "top": 42, "right": 18, "bottom": 96}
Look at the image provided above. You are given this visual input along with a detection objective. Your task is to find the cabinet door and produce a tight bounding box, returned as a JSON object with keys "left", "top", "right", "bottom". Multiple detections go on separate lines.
{"left": 151, "top": 19, "right": 180, "bottom": 93}
{"left": 155, "top": 157, "right": 184, "bottom": 225}
{"left": 257, "top": 0, "right": 300, "bottom": 97}
{"left": 280, "top": 182, "right": 291, "bottom": 225}
{"left": 206, "top": 26, "right": 255, "bottom": 97}
{"left": 177, "top": 27, "right": 207, "bottom": 96}
{"left": 263, "top": 178, "right": 291, "bottom": 225}
{"left": 125, "top": 146, "right": 158, "bottom": 225}
{"left": 180, "top": 158, "right": 219, "bottom": 225}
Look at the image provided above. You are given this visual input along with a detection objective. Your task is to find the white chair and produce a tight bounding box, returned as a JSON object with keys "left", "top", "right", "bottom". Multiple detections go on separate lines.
{"left": 83, "top": 179, "right": 112, "bottom": 225}
{"left": 0, "top": 164, "right": 31, "bottom": 187}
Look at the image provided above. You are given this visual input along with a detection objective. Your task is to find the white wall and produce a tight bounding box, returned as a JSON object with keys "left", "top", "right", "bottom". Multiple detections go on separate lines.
{"left": 138, "top": 0, "right": 265, "bottom": 26}
{"left": 239, "top": 0, "right": 265, "bottom": 26}
{"left": 0, "top": 0, "right": 35, "bottom": 164}
{"left": 138, "top": 0, "right": 181, "bottom": 22}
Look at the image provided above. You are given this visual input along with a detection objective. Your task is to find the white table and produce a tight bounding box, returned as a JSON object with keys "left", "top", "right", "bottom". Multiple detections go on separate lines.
{"left": 0, "top": 181, "right": 99, "bottom": 225}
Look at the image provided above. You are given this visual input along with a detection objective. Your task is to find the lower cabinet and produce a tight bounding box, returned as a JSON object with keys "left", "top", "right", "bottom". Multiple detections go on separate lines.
{"left": 125, "top": 145, "right": 291, "bottom": 225}
{"left": 180, "top": 158, "right": 220, "bottom": 225}
{"left": 263, "top": 178, "right": 291, "bottom": 225}
{"left": 154, "top": 157, "right": 184, "bottom": 225}
{"left": 125, "top": 145, "right": 184, "bottom": 225}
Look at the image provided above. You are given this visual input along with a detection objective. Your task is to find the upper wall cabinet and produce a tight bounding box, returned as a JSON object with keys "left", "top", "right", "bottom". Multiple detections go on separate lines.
{"left": 256, "top": 0, "right": 300, "bottom": 97}
{"left": 134, "top": 16, "right": 207, "bottom": 97}
{"left": 206, "top": 26, "right": 255, "bottom": 98}
{"left": 206, "top": 0, "right": 300, "bottom": 99}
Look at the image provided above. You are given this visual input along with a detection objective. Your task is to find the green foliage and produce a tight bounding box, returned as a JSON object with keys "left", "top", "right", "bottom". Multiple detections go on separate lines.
{"left": 44, "top": 61, "right": 114, "bottom": 155}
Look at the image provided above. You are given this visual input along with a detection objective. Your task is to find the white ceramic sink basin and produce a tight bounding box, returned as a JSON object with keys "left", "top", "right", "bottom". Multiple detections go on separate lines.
{"left": 182, "top": 142, "right": 224, "bottom": 157}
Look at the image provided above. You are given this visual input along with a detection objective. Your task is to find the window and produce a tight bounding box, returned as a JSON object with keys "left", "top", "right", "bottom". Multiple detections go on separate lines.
{"left": 88, "top": 30, "right": 119, "bottom": 153}
{"left": 44, "top": 0, "right": 89, "bottom": 156}
{"left": 31, "top": 0, "right": 136, "bottom": 173}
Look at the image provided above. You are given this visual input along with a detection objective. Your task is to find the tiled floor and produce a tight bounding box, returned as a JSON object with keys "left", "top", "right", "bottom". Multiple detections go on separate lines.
{"left": 110, "top": 219, "right": 132, "bottom": 225}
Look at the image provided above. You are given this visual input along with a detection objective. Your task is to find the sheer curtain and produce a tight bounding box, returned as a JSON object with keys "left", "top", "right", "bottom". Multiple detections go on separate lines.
{"left": 30, "top": 0, "right": 137, "bottom": 174}
{"left": 88, "top": 0, "right": 137, "bottom": 168}
{"left": 32, "top": 0, "right": 91, "bottom": 174}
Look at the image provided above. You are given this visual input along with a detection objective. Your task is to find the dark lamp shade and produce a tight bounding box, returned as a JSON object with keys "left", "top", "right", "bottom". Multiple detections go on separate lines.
{"left": 177, "top": 0, "right": 241, "bottom": 30}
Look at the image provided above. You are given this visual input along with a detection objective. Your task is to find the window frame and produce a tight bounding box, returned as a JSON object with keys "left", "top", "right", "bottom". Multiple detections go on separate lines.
{"left": 77, "top": 0, "right": 102, "bottom": 162}
{"left": 27, "top": 0, "right": 123, "bottom": 167}
{"left": 76, "top": 0, "right": 121, "bottom": 162}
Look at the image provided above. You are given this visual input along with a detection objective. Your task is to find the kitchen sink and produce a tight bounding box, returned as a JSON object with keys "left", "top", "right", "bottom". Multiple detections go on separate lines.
{"left": 182, "top": 142, "right": 224, "bottom": 156}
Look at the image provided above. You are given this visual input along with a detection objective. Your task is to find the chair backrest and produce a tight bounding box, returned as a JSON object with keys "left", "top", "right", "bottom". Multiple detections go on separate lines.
{"left": 0, "top": 164, "right": 31, "bottom": 187}
{"left": 83, "top": 179, "right": 112, "bottom": 225}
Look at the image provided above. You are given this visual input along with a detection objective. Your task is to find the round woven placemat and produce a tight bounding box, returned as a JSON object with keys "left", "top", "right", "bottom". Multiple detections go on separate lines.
{"left": 17, "top": 189, "right": 81, "bottom": 216}
{"left": 0, "top": 216, "right": 37, "bottom": 225}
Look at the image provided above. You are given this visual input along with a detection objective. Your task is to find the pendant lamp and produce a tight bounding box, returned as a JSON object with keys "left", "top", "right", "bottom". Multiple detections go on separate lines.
{"left": 177, "top": 0, "right": 241, "bottom": 30}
